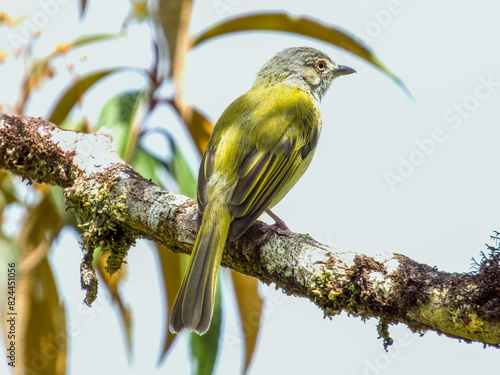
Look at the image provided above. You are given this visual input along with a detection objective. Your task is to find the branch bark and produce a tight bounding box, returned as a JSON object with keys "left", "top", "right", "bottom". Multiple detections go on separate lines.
{"left": 1, "top": 112, "right": 500, "bottom": 348}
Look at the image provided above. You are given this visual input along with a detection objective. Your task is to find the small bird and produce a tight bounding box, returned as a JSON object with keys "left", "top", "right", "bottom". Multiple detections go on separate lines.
{"left": 169, "top": 46, "right": 355, "bottom": 334}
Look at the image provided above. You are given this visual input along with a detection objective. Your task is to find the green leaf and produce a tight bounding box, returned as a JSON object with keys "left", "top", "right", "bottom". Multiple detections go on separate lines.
{"left": 169, "top": 140, "right": 197, "bottom": 199}
{"left": 71, "top": 32, "right": 125, "bottom": 49}
{"left": 97, "top": 90, "right": 142, "bottom": 159}
{"left": 169, "top": 102, "right": 214, "bottom": 156}
{"left": 95, "top": 252, "right": 133, "bottom": 360}
{"left": 192, "top": 12, "right": 410, "bottom": 94}
{"left": 47, "top": 69, "right": 120, "bottom": 126}
{"left": 231, "top": 271, "right": 263, "bottom": 374}
{"left": 189, "top": 279, "right": 222, "bottom": 375}
{"left": 131, "top": 146, "right": 162, "bottom": 186}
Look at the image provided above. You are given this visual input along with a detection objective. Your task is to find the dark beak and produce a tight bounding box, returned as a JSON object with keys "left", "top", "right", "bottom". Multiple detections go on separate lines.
{"left": 332, "top": 65, "right": 356, "bottom": 76}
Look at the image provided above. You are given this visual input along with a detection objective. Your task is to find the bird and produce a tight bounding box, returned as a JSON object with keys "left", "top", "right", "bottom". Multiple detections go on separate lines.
{"left": 169, "top": 46, "right": 356, "bottom": 335}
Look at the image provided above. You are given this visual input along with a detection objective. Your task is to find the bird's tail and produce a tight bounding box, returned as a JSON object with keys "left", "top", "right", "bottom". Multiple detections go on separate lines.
{"left": 169, "top": 205, "right": 231, "bottom": 335}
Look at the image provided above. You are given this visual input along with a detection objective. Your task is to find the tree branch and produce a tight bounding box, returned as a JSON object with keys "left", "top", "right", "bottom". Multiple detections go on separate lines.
{"left": 1, "top": 112, "right": 499, "bottom": 348}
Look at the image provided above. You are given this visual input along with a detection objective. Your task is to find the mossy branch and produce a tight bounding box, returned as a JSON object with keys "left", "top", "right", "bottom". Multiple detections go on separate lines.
{"left": 1, "top": 112, "right": 500, "bottom": 348}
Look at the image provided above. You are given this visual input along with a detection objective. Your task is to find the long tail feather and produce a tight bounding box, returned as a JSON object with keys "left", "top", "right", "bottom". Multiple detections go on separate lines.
{"left": 169, "top": 207, "right": 231, "bottom": 335}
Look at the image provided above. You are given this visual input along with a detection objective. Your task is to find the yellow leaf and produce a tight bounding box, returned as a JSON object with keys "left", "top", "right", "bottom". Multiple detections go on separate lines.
{"left": 0, "top": 47, "right": 7, "bottom": 63}
{"left": 231, "top": 271, "right": 263, "bottom": 374}
{"left": 52, "top": 42, "right": 74, "bottom": 56}
{"left": 96, "top": 252, "right": 133, "bottom": 357}
{"left": 3, "top": 249, "right": 67, "bottom": 374}
{"left": 192, "top": 12, "right": 409, "bottom": 92}
{"left": 157, "top": 0, "right": 193, "bottom": 90}
{"left": 0, "top": 11, "right": 25, "bottom": 28}
{"left": 26, "top": 257, "right": 67, "bottom": 374}
{"left": 130, "top": 0, "right": 150, "bottom": 21}
{"left": 47, "top": 69, "right": 119, "bottom": 126}
{"left": 171, "top": 102, "right": 214, "bottom": 155}
{"left": 157, "top": 244, "right": 183, "bottom": 362}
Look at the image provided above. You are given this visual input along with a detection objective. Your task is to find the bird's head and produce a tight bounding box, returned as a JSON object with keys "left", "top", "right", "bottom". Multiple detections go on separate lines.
{"left": 255, "top": 46, "right": 356, "bottom": 101}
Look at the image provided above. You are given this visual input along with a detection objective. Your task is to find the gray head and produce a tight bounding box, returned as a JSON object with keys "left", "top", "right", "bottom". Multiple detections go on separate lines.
{"left": 255, "top": 46, "right": 356, "bottom": 101}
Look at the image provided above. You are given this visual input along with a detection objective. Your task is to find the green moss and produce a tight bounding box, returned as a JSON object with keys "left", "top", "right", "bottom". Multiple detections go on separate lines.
{"left": 417, "top": 304, "right": 500, "bottom": 344}
{"left": 65, "top": 176, "right": 140, "bottom": 306}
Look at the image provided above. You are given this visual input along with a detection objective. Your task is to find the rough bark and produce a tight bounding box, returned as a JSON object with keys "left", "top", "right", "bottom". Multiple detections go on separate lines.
{"left": 1, "top": 112, "right": 499, "bottom": 348}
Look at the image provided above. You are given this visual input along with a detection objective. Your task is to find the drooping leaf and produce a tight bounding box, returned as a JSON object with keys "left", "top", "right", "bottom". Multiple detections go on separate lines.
{"left": 23, "top": 256, "right": 67, "bottom": 375}
{"left": 168, "top": 139, "right": 197, "bottom": 199}
{"left": 157, "top": 244, "right": 183, "bottom": 363}
{"left": 19, "top": 192, "right": 62, "bottom": 254}
{"left": 192, "top": 13, "right": 409, "bottom": 93}
{"left": 157, "top": 0, "right": 193, "bottom": 83}
{"left": 0, "top": 172, "right": 18, "bottom": 205}
{"left": 51, "top": 33, "right": 125, "bottom": 55}
{"left": 190, "top": 278, "right": 222, "bottom": 375}
{"left": 95, "top": 251, "right": 133, "bottom": 358}
{"left": 49, "top": 185, "right": 79, "bottom": 230}
{"left": 48, "top": 69, "right": 120, "bottom": 126}
{"left": 3, "top": 193, "right": 66, "bottom": 374}
{"left": 231, "top": 271, "right": 263, "bottom": 374}
{"left": 23, "top": 33, "right": 124, "bottom": 109}
{"left": 97, "top": 90, "right": 142, "bottom": 159}
{"left": 131, "top": 146, "right": 162, "bottom": 186}
{"left": 170, "top": 102, "right": 214, "bottom": 156}
{"left": 139, "top": 126, "right": 197, "bottom": 197}
{"left": 78, "top": 0, "right": 88, "bottom": 20}
{"left": 26, "top": 58, "right": 55, "bottom": 94}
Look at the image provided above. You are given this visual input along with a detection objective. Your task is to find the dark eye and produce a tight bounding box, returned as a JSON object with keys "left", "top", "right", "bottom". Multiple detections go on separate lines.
{"left": 315, "top": 60, "right": 327, "bottom": 72}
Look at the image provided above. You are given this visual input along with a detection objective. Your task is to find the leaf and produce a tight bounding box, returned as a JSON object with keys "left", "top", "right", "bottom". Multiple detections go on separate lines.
{"left": 78, "top": 0, "right": 88, "bottom": 20}
{"left": 129, "top": 0, "right": 150, "bottom": 22}
{"left": 49, "top": 185, "right": 79, "bottom": 230}
{"left": 51, "top": 33, "right": 125, "bottom": 55}
{"left": 157, "top": 0, "right": 193, "bottom": 83}
{"left": 26, "top": 58, "right": 55, "bottom": 93}
{"left": 47, "top": 69, "right": 119, "bottom": 126}
{"left": 168, "top": 139, "right": 197, "bottom": 199}
{"left": 23, "top": 256, "right": 67, "bottom": 375}
{"left": 131, "top": 146, "right": 162, "bottom": 186}
{"left": 24, "top": 34, "right": 123, "bottom": 105}
{"left": 0, "top": 11, "right": 25, "bottom": 28}
{"left": 0, "top": 172, "right": 18, "bottom": 205}
{"left": 170, "top": 102, "right": 214, "bottom": 156}
{"left": 157, "top": 244, "right": 183, "bottom": 363}
{"left": 97, "top": 90, "right": 142, "bottom": 159}
{"left": 3, "top": 193, "right": 66, "bottom": 374}
{"left": 190, "top": 279, "right": 222, "bottom": 375}
{"left": 231, "top": 271, "right": 263, "bottom": 374}
{"left": 192, "top": 13, "right": 409, "bottom": 93}
{"left": 18, "top": 193, "right": 61, "bottom": 255}
{"left": 0, "top": 46, "right": 7, "bottom": 63}
{"left": 96, "top": 252, "right": 133, "bottom": 358}
{"left": 140, "top": 126, "right": 197, "bottom": 197}
{"left": 74, "top": 32, "right": 126, "bottom": 49}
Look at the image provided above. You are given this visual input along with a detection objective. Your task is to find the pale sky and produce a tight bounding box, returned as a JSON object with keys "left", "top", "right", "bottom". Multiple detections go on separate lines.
{"left": 1, "top": 0, "right": 500, "bottom": 374}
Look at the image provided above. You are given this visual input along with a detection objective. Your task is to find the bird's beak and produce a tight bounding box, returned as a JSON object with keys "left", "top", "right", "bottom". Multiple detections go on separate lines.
{"left": 332, "top": 65, "right": 356, "bottom": 76}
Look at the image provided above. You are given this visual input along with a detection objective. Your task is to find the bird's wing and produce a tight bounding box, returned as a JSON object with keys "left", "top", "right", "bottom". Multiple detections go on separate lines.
{"left": 197, "top": 88, "right": 320, "bottom": 239}
{"left": 226, "top": 94, "right": 319, "bottom": 240}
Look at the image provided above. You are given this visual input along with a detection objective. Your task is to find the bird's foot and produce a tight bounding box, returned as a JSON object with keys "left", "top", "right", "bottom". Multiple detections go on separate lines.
{"left": 262, "top": 209, "right": 290, "bottom": 233}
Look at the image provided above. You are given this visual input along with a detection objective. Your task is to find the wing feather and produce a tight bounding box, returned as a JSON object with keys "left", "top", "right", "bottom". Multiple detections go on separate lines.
{"left": 227, "top": 99, "right": 319, "bottom": 240}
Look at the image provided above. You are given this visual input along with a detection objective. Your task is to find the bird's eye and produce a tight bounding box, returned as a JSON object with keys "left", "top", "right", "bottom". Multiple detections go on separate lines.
{"left": 315, "top": 60, "right": 327, "bottom": 72}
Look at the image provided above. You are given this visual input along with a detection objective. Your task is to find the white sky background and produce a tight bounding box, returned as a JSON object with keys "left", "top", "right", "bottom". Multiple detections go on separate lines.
{"left": 1, "top": 0, "right": 500, "bottom": 374}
